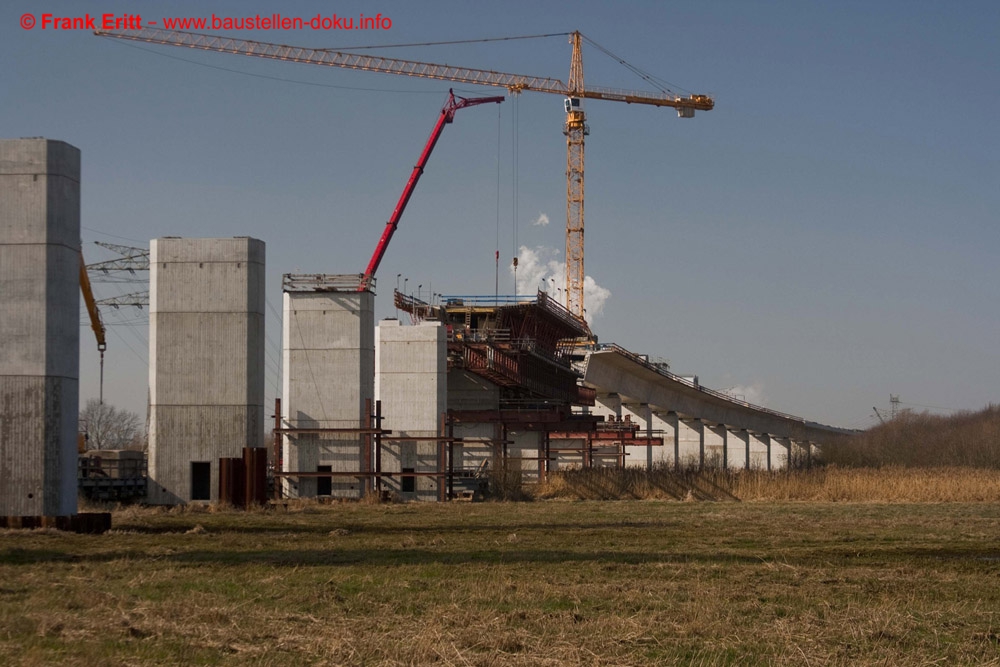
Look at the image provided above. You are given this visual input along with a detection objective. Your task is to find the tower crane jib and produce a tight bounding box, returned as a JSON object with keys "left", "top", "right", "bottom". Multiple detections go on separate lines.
{"left": 94, "top": 28, "right": 713, "bottom": 319}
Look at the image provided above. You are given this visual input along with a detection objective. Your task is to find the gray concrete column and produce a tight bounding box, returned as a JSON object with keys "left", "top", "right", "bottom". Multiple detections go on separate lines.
{"left": 704, "top": 423, "right": 726, "bottom": 469}
{"left": 622, "top": 402, "right": 652, "bottom": 469}
{"left": 149, "top": 237, "right": 266, "bottom": 504}
{"left": 282, "top": 277, "right": 373, "bottom": 499}
{"left": 376, "top": 320, "right": 446, "bottom": 500}
{"left": 0, "top": 139, "right": 80, "bottom": 516}
{"left": 678, "top": 418, "right": 704, "bottom": 469}
{"left": 650, "top": 409, "right": 678, "bottom": 469}
{"left": 751, "top": 432, "right": 771, "bottom": 471}
{"left": 727, "top": 428, "right": 749, "bottom": 470}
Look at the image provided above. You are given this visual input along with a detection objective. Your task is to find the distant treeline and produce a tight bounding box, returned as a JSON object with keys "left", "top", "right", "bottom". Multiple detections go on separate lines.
{"left": 823, "top": 404, "right": 1000, "bottom": 468}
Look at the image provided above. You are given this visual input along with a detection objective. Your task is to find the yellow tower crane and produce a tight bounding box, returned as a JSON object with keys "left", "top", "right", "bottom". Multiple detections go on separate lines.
{"left": 94, "top": 28, "right": 713, "bottom": 320}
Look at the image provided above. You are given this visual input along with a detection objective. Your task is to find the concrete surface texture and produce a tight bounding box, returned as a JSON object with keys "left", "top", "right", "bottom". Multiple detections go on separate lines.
{"left": 147, "top": 237, "right": 265, "bottom": 504}
{"left": 0, "top": 138, "right": 81, "bottom": 516}
{"left": 282, "top": 285, "right": 374, "bottom": 499}
{"left": 375, "top": 319, "right": 446, "bottom": 500}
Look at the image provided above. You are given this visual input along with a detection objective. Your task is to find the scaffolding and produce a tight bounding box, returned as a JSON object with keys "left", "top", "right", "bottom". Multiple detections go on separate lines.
{"left": 270, "top": 398, "right": 662, "bottom": 501}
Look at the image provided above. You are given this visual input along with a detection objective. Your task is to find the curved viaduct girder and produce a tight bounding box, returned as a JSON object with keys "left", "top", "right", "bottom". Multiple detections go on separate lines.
{"left": 582, "top": 350, "right": 855, "bottom": 445}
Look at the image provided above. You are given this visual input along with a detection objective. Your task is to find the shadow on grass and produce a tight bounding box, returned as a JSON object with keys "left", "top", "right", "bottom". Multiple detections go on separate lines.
{"left": 4, "top": 545, "right": 999, "bottom": 568}
{"left": 109, "top": 519, "right": 687, "bottom": 536}
{"left": 544, "top": 469, "right": 743, "bottom": 502}
{"left": 0, "top": 546, "right": 764, "bottom": 567}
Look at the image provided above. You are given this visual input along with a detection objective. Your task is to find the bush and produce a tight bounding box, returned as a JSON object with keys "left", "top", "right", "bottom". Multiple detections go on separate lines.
{"left": 822, "top": 404, "right": 1000, "bottom": 468}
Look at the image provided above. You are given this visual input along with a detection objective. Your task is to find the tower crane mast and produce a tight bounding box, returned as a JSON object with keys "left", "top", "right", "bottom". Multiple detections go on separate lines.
{"left": 94, "top": 27, "right": 713, "bottom": 320}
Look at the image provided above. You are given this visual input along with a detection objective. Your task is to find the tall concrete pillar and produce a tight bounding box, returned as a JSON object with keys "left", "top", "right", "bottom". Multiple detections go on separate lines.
{"left": 282, "top": 275, "right": 374, "bottom": 499}
{"left": 704, "top": 423, "right": 727, "bottom": 468}
{"left": 677, "top": 418, "right": 703, "bottom": 469}
{"left": 148, "top": 237, "right": 265, "bottom": 504}
{"left": 728, "top": 428, "right": 749, "bottom": 470}
{"left": 376, "top": 320, "right": 446, "bottom": 500}
{"left": 770, "top": 436, "right": 791, "bottom": 470}
{"left": 650, "top": 409, "right": 677, "bottom": 469}
{"left": 622, "top": 402, "right": 652, "bottom": 469}
{"left": 0, "top": 139, "right": 80, "bottom": 516}
{"left": 749, "top": 432, "right": 770, "bottom": 470}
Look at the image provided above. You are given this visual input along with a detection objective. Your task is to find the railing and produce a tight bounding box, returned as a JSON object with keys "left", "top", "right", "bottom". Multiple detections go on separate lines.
{"left": 535, "top": 290, "right": 592, "bottom": 337}
{"left": 283, "top": 273, "right": 374, "bottom": 292}
{"left": 598, "top": 343, "right": 810, "bottom": 424}
{"left": 439, "top": 294, "right": 537, "bottom": 306}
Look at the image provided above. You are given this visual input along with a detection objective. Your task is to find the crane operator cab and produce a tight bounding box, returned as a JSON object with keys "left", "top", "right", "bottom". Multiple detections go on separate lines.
{"left": 564, "top": 97, "right": 583, "bottom": 113}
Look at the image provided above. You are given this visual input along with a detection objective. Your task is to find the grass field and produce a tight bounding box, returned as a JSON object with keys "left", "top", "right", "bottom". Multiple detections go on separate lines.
{"left": 3, "top": 496, "right": 1000, "bottom": 666}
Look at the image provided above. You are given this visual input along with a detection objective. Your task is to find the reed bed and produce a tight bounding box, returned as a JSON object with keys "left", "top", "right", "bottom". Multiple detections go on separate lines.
{"left": 534, "top": 465, "right": 1000, "bottom": 502}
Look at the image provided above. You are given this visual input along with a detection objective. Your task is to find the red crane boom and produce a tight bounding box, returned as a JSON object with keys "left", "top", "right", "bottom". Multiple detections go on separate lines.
{"left": 359, "top": 89, "right": 504, "bottom": 291}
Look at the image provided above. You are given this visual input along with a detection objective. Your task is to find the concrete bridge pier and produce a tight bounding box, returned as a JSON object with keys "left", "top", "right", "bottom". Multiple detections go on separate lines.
{"left": 769, "top": 436, "right": 791, "bottom": 470}
{"left": 622, "top": 402, "right": 652, "bottom": 469}
{"left": 650, "top": 409, "right": 678, "bottom": 469}
{"left": 704, "top": 423, "right": 726, "bottom": 468}
{"left": 750, "top": 432, "right": 771, "bottom": 470}
{"left": 678, "top": 418, "right": 704, "bottom": 469}
{"left": 728, "top": 428, "right": 749, "bottom": 470}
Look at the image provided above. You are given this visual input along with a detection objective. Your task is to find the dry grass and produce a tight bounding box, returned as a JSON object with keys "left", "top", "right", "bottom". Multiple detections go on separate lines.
{"left": 535, "top": 466, "right": 1000, "bottom": 503}
{"left": 3, "top": 500, "right": 1000, "bottom": 665}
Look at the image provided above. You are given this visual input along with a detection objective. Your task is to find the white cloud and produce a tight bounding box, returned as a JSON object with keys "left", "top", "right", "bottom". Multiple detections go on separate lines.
{"left": 533, "top": 212, "right": 550, "bottom": 227}
{"left": 723, "top": 383, "right": 766, "bottom": 406}
{"left": 511, "top": 245, "right": 610, "bottom": 324}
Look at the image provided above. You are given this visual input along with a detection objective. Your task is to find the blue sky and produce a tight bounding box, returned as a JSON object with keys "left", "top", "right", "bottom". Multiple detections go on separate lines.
{"left": 4, "top": 0, "right": 998, "bottom": 428}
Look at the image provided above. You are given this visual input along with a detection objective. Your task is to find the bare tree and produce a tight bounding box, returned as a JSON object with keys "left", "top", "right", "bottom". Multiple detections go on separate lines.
{"left": 80, "top": 399, "right": 143, "bottom": 451}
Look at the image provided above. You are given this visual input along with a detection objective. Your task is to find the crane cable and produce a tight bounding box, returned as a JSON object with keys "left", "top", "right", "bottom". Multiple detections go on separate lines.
{"left": 580, "top": 33, "right": 694, "bottom": 97}
{"left": 495, "top": 103, "right": 502, "bottom": 305}
{"left": 511, "top": 94, "right": 519, "bottom": 297}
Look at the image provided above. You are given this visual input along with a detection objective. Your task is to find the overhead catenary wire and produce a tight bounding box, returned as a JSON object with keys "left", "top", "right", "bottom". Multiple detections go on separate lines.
{"left": 82, "top": 226, "right": 147, "bottom": 245}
